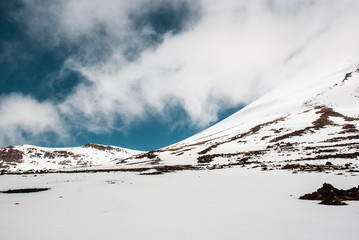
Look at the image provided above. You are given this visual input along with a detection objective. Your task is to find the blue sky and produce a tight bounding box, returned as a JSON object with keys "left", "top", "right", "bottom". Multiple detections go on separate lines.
{"left": 0, "top": 0, "right": 359, "bottom": 150}
{"left": 0, "top": 0, "right": 241, "bottom": 150}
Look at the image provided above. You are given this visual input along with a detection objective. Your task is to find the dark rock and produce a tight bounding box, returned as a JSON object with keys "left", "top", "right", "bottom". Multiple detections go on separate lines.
{"left": 1, "top": 188, "right": 50, "bottom": 194}
{"left": 299, "top": 183, "right": 359, "bottom": 205}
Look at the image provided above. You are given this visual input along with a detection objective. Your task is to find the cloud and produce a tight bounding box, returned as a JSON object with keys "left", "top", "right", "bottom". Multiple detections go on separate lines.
{"left": 4, "top": 0, "right": 359, "bottom": 145}
{"left": 0, "top": 94, "right": 67, "bottom": 146}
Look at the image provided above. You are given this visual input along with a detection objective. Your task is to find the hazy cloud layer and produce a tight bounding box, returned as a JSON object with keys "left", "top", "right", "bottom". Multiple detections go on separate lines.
{"left": 2, "top": 0, "right": 359, "bottom": 146}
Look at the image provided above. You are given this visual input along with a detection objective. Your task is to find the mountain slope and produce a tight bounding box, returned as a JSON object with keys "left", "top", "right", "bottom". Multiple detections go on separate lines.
{"left": 0, "top": 144, "right": 143, "bottom": 173}
{"left": 1, "top": 66, "right": 359, "bottom": 174}
{"left": 118, "top": 66, "right": 359, "bottom": 174}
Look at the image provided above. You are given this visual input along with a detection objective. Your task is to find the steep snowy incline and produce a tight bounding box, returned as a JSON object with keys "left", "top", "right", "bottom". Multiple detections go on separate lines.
{"left": 122, "top": 66, "right": 359, "bottom": 174}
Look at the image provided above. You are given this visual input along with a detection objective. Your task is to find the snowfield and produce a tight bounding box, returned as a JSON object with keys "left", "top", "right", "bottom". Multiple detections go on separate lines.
{"left": 0, "top": 168, "right": 358, "bottom": 240}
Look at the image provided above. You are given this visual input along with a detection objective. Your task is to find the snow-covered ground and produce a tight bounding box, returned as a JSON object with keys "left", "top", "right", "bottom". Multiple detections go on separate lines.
{"left": 1, "top": 168, "right": 358, "bottom": 240}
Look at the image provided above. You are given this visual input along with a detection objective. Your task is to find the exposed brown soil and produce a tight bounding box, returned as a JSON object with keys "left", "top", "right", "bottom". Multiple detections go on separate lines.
{"left": 198, "top": 117, "right": 286, "bottom": 155}
{"left": 304, "top": 142, "right": 359, "bottom": 149}
{"left": 82, "top": 143, "right": 121, "bottom": 152}
{"left": 1, "top": 188, "right": 50, "bottom": 194}
{"left": 339, "top": 124, "right": 359, "bottom": 134}
{"left": 160, "top": 136, "right": 224, "bottom": 154}
{"left": 311, "top": 148, "right": 338, "bottom": 153}
{"left": 58, "top": 160, "right": 72, "bottom": 166}
{"left": 0, "top": 147, "right": 24, "bottom": 171}
{"left": 281, "top": 162, "right": 352, "bottom": 172}
{"left": 206, "top": 161, "right": 261, "bottom": 170}
{"left": 0, "top": 147, "right": 24, "bottom": 163}
{"left": 270, "top": 129, "right": 311, "bottom": 143}
{"left": 135, "top": 151, "right": 158, "bottom": 159}
{"left": 299, "top": 183, "right": 359, "bottom": 205}
{"left": 40, "top": 150, "right": 83, "bottom": 160}
{"left": 170, "top": 148, "right": 194, "bottom": 155}
{"left": 151, "top": 165, "right": 200, "bottom": 173}
{"left": 197, "top": 150, "right": 267, "bottom": 164}
{"left": 324, "top": 134, "right": 359, "bottom": 143}
{"left": 198, "top": 154, "right": 215, "bottom": 163}
{"left": 232, "top": 117, "right": 286, "bottom": 141}
{"left": 139, "top": 165, "right": 201, "bottom": 175}
{"left": 296, "top": 152, "right": 359, "bottom": 161}
{"left": 270, "top": 106, "right": 358, "bottom": 143}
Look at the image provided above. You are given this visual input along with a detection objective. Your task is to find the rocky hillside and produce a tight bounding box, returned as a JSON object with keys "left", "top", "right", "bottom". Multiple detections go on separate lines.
{"left": 0, "top": 143, "right": 143, "bottom": 173}
{"left": 1, "top": 66, "right": 359, "bottom": 174}
{"left": 116, "top": 66, "right": 359, "bottom": 174}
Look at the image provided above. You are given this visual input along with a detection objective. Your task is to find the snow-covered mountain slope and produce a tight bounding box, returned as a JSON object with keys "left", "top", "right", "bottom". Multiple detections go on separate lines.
{"left": 1, "top": 66, "right": 359, "bottom": 174}
{"left": 117, "top": 66, "right": 359, "bottom": 174}
{"left": 0, "top": 144, "right": 143, "bottom": 173}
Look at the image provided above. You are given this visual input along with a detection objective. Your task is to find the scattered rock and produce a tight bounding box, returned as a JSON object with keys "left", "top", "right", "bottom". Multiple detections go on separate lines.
{"left": 1, "top": 188, "right": 51, "bottom": 194}
{"left": 299, "top": 183, "right": 359, "bottom": 205}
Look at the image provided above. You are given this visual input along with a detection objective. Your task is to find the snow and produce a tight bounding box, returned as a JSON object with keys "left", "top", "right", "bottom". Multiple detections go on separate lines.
{"left": 2, "top": 66, "right": 358, "bottom": 173}
{"left": 0, "top": 168, "right": 358, "bottom": 240}
{"left": 176, "top": 66, "right": 358, "bottom": 147}
{"left": 0, "top": 67, "right": 358, "bottom": 239}
{"left": 3, "top": 144, "right": 144, "bottom": 172}
{"left": 125, "top": 66, "right": 359, "bottom": 171}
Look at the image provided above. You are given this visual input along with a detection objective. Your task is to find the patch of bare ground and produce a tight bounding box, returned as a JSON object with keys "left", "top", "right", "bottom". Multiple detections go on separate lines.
{"left": 135, "top": 151, "right": 158, "bottom": 159}
{"left": 40, "top": 150, "right": 83, "bottom": 160}
{"left": 198, "top": 117, "right": 286, "bottom": 155}
{"left": 270, "top": 129, "right": 312, "bottom": 143}
{"left": 197, "top": 150, "right": 268, "bottom": 164}
{"left": 198, "top": 154, "right": 216, "bottom": 163}
{"left": 311, "top": 148, "right": 338, "bottom": 153}
{"left": 304, "top": 142, "right": 359, "bottom": 149}
{"left": 299, "top": 183, "right": 359, "bottom": 205}
{"left": 338, "top": 124, "right": 359, "bottom": 134}
{"left": 1, "top": 188, "right": 50, "bottom": 194}
{"left": 58, "top": 160, "right": 72, "bottom": 166}
{"left": 139, "top": 165, "right": 200, "bottom": 175}
{"left": 324, "top": 134, "right": 359, "bottom": 143}
{"left": 233, "top": 117, "right": 286, "bottom": 140}
{"left": 0, "top": 147, "right": 24, "bottom": 163}
{"left": 270, "top": 106, "right": 358, "bottom": 143}
{"left": 162, "top": 136, "right": 224, "bottom": 153}
{"left": 134, "top": 137, "right": 223, "bottom": 160}
{"left": 82, "top": 143, "right": 123, "bottom": 152}
{"left": 281, "top": 162, "right": 353, "bottom": 172}
{"left": 206, "top": 160, "right": 262, "bottom": 170}
{"left": 261, "top": 135, "right": 271, "bottom": 140}
{"left": 269, "top": 142, "right": 299, "bottom": 151}
{"left": 170, "top": 148, "right": 194, "bottom": 156}
{"left": 0, "top": 147, "right": 24, "bottom": 170}
{"left": 290, "top": 152, "right": 359, "bottom": 162}
{"left": 120, "top": 159, "right": 159, "bottom": 166}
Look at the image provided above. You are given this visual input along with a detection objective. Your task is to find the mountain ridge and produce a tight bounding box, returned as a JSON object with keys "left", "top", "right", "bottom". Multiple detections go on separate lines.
{"left": 1, "top": 66, "right": 359, "bottom": 174}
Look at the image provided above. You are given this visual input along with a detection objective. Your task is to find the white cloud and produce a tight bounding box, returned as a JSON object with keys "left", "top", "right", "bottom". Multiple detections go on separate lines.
{"left": 9, "top": 0, "right": 359, "bottom": 138}
{"left": 0, "top": 94, "right": 67, "bottom": 146}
